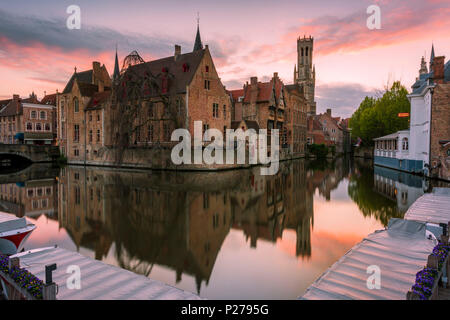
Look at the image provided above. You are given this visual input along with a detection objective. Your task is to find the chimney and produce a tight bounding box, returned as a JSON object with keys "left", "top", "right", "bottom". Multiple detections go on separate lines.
{"left": 432, "top": 56, "right": 445, "bottom": 83}
{"left": 250, "top": 77, "right": 258, "bottom": 85}
{"left": 13, "top": 94, "right": 19, "bottom": 102}
{"left": 174, "top": 45, "right": 181, "bottom": 61}
{"left": 327, "top": 108, "right": 332, "bottom": 116}
{"left": 92, "top": 61, "right": 101, "bottom": 74}
{"left": 273, "top": 72, "right": 278, "bottom": 79}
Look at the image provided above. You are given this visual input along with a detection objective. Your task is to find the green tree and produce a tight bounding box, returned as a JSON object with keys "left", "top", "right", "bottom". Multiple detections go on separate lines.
{"left": 349, "top": 81, "right": 410, "bottom": 146}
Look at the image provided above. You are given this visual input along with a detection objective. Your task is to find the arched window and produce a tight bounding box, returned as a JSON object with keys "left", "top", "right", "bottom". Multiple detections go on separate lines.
{"left": 26, "top": 122, "right": 32, "bottom": 131}
{"left": 402, "top": 138, "right": 409, "bottom": 150}
{"left": 45, "top": 123, "right": 51, "bottom": 131}
{"left": 40, "top": 111, "right": 46, "bottom": 120}
{"left": 74, "top": 98, "right": 79, "bottom": 113}
{"left": 36, "top": 123, "right": 42, "bottom": 131}
{"left": 31, "top": 111, "right": 37, "bottom": 119}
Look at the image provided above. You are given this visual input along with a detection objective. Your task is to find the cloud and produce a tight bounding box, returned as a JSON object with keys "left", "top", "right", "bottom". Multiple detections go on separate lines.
{"left": 316, "top": 82, "right": 377, "bottom": 118}
{"left": 246, "top": 0, "right": 450, "bottom": 64}
{"left": 0, "top": 9, "right": 189, "bottom": 57}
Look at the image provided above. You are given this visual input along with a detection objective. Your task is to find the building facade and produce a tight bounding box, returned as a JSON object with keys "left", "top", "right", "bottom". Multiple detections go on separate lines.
{"left": 373, "top": 46, "right": 450, "bottom": 181}
{"left": 56, "top": 61, "right": 112, "bottom": 162}
{"left": 0, "top": 93, "right": 56, "bottom": 145}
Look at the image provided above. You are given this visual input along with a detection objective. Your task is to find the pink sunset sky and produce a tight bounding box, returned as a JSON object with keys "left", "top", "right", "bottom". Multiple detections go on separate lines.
{"left": 0, "top": 0, "right": 449, "bottom": 117}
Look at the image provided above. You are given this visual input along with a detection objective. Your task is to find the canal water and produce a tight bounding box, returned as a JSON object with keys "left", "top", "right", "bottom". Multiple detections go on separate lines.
{"left": 0, "top": 158, "right": 448, "bottom": 299}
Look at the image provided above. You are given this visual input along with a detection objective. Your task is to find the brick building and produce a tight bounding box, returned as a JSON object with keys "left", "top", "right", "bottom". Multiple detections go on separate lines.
{"left": 373, "top": 45, "right": 449, "bottom": 180}
{"left": 228, "top": 89, "right": 244, "bottom": 122}
{"left": 239, "top": 73, "right": 286, "bottom": 148}
{"left": 307, "top": 116, "right": 330, "bottom": 146}
{"left": 108, "top": 26, "right": 232, "bottom": 150}
{"left": 0, "top": 93, "right": 56, "bottom": 145}
{"left": 230, "top": 73, "right": 308, "bottom": 158}
{"left": 306, "top": 109, "right": 351, "bottom": 154}
{"left": 429, "top": 56, "right": 450, "bottom": 180}
{"left": 284, "top": 83, "right": 308, "bottom": 156}
{"left": 57, "top": 61, "right": 112, "bottom": 162}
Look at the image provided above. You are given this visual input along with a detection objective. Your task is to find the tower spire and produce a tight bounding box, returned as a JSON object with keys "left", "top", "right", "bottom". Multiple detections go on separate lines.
{"left": 430, "top": 43, "right": 435, "bottom": 71}
{"left": 419, "top": 56, "right": 428, "bottom": 75}
{"left": 193, "top": 12, "right": 203, "bottom": 51}
{"left": 113, "top": 44, "right": 120, "bottom": 81}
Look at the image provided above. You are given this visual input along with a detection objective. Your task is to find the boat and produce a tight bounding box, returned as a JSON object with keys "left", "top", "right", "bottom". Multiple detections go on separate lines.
{"left": 0, "top": 212, "right": 36, "bottom": 255}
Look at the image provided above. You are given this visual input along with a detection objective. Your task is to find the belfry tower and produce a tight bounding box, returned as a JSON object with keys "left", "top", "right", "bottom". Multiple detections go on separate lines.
{"left": 294, "top": 35, "right": 316, "bottom": 115}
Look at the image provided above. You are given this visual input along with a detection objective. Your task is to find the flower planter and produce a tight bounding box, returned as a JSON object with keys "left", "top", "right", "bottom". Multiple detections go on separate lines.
{"left": 0, "top": 255, "right": 43, "bottom": 300}
{"left": 407, "top": 236, "right": 450, "bottom": 300}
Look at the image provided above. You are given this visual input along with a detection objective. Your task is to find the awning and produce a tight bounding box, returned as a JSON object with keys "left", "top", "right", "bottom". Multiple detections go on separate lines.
{"left": 301, "top": 219, "right": 435, "bottom": 300}
{"left": 404, "top": 188, "right": 450, "bottom": 225}
{"left": 24, "top": 132, "right": 53, "bottom": 140}
{"left": 14, "top": 132, "right": 24, "bottom": 140}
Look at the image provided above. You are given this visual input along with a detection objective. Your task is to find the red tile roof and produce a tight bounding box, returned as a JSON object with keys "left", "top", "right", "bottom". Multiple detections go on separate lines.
{"left": 229, "top": 89, "right": 244, "bottom": 101}
{"left": 242, "top": 77, "right": 283, "bottom": 104}
{"left": 41, "top": 93, "right": 57, "bottom": 105}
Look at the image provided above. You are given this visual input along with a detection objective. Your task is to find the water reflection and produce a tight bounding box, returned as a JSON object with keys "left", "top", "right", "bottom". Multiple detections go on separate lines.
{"left": 0, "top": 158, "right": 444, "bottom": 299}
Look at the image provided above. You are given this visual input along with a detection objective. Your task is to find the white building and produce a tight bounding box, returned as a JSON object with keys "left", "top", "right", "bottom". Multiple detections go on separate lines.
{"left": 373, "top": 45, "right": 450, "bottom": 176}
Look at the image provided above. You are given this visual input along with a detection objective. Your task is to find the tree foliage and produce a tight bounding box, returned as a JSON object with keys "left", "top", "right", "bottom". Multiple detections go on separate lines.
{"left": 349, "top": 81, "right": 410, "bottom": 146}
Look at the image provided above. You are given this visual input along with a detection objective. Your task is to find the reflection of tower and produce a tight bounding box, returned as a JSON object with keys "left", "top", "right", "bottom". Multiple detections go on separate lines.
{"left": 294, "top": 36, "right": 316, "bottom": 115}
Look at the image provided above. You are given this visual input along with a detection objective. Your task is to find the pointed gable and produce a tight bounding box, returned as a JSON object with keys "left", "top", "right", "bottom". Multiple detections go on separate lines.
{"left": 63, "top": 70, "right": 94, "bottom": 94}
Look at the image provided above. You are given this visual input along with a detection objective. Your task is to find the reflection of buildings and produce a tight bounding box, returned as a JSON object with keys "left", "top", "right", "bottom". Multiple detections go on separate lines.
{"left": 58, "top": 167, "right": 112, "bottom": 260}
{"left": 373, "top": 166, "right": 425, "bottom": 213}
{"left": 307, "top": 158, "right": 349, "bottom": 201}
{"left": 56, "top": 161, "right": 318, "bottom": 294}
{"left": 0, "top": 178, "right": 57, "bottom": 219}
{"left": 231, "top": 161, "right": 314, "bottom": 258}
{"left": 55, "top": 160, "right": 354, "bottom": 294}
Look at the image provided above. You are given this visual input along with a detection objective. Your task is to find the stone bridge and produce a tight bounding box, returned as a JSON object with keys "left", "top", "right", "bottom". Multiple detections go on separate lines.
{"left": 0, "top": 144, "right": 60, "bottom": 163}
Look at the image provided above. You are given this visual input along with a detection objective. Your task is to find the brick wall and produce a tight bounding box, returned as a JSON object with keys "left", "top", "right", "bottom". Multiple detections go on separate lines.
{"left": 430, "top": 83, "right": 450, "bottom": 180}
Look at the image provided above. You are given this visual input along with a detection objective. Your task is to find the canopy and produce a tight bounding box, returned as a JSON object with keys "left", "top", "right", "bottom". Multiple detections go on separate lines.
{"left": 301, "top": 219, "right": 435, "bottom": 300}
{"left": 11, "top": 246, "right": 202, "bottom": 300}
{"left": 404, "top": 188, "right": 450, "bottom": 225}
